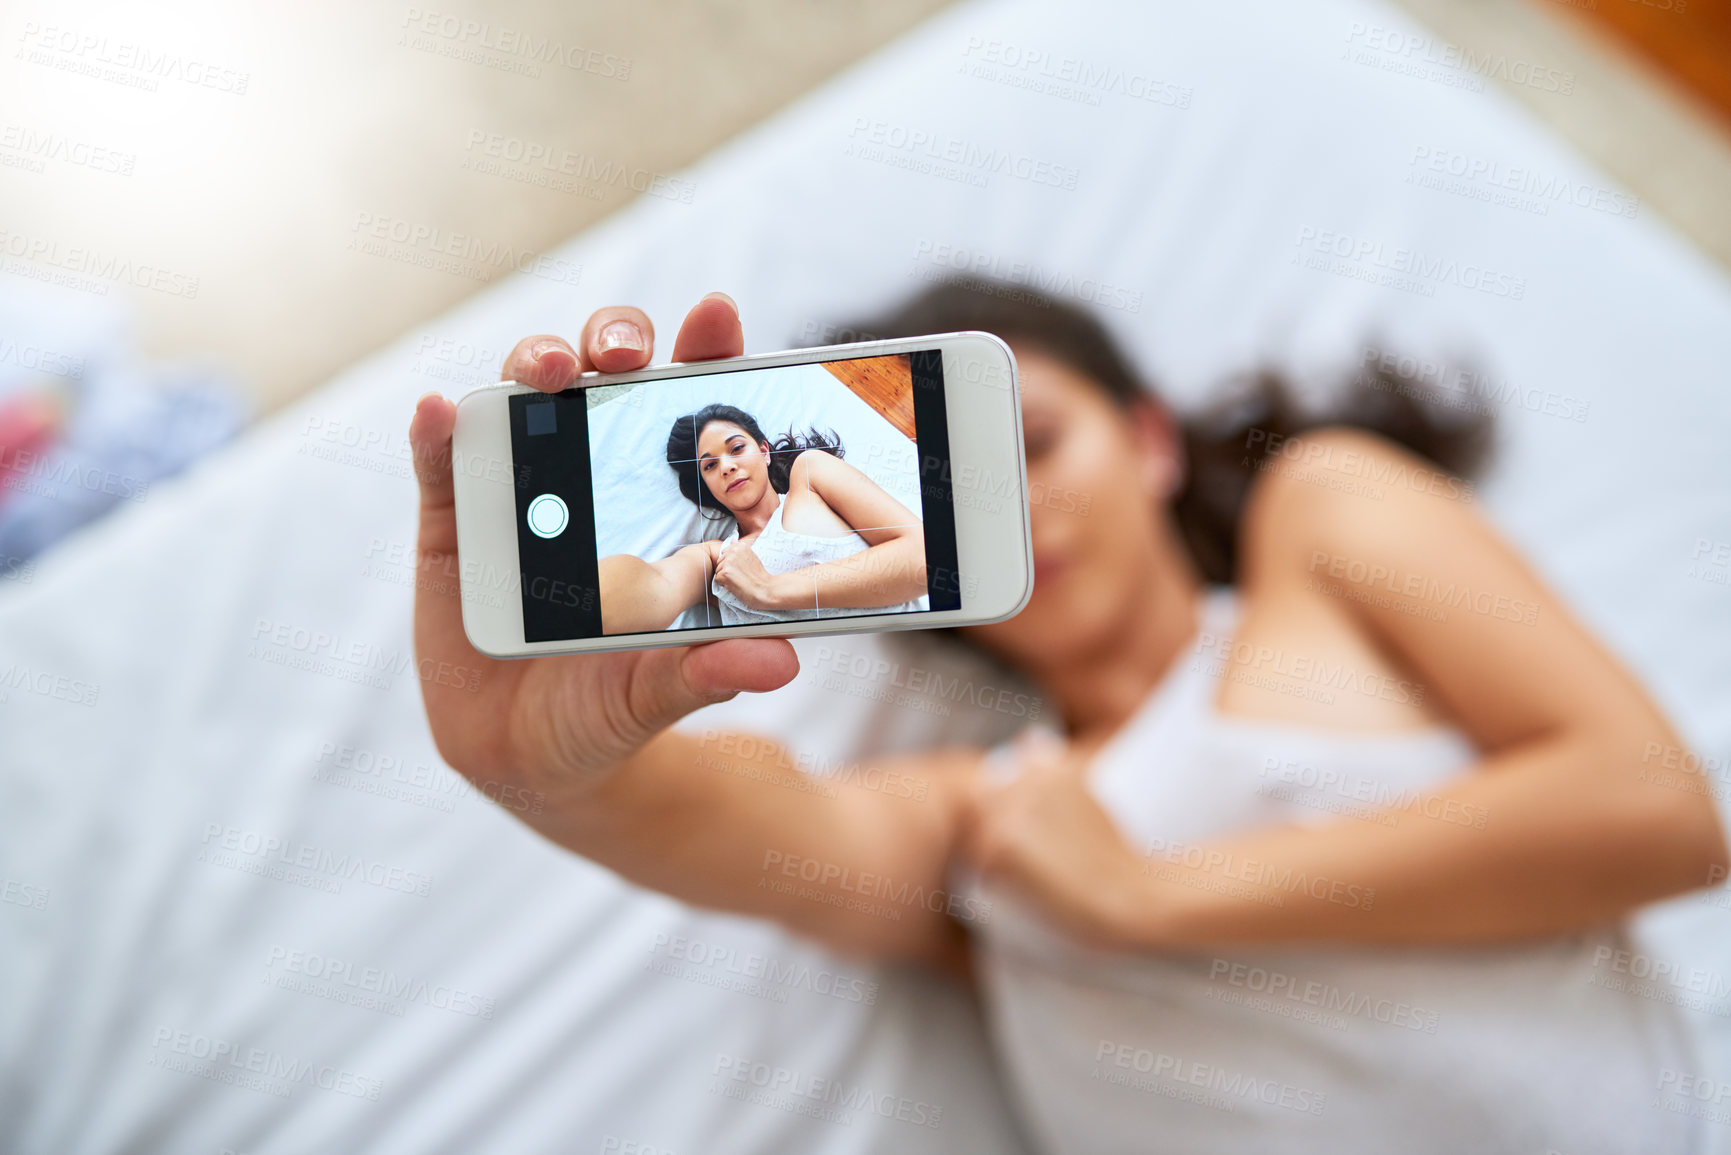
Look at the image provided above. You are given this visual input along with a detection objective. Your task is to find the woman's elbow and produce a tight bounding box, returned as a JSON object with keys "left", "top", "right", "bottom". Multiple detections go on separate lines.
{"left": 901, "top": 532, "right": 928, "bottom": 599}
{"left": 1652, "top": 786, "right": 1729, "bottom": 898}
{"left": 1618, "top": 756, "right": 1729, "bottom": 903}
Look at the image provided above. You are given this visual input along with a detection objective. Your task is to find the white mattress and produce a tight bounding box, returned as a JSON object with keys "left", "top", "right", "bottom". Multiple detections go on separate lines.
{"left": 4, "top": 0, "right": 1730, "bottom": 1151}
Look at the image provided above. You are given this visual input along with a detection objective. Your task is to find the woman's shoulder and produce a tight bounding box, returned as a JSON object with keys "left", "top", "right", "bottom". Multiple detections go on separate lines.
{"left": 1227, "top": 426, "right": 1471, "bottom": 730}
{"left": 1238, "top": 424, "right": 1479, "bottom": 578}
{"left": 786, "top": 446, "right": 852, "bottom": 490}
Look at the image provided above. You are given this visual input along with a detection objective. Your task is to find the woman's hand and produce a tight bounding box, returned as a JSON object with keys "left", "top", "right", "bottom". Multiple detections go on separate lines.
{"left": 712, "top": 538, "right": 800, "bottom": 611}
{"left": 959, "top": 732, "right": 1154, "bottom": 951}
{"left": 408, "top": 293, "right": 800, "bottom": 813}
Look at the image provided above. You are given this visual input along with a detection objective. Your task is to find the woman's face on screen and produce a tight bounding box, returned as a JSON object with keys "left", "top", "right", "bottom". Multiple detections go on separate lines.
{"left": 697, "top": 420, "right": 773, "bottom": 513}
{"left": 963, "top": 344, "right": 1177, "bottom": 669}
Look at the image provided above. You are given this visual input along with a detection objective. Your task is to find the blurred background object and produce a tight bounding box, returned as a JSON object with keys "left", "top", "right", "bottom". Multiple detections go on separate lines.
{"left": 0, "top": 286, "right": 247, "bottom": 564}
{"left": 1, "top": 0, "right": 958, "bottom": 557}
{"left": 1543, "top": 0, "right": 1731, "bottom": 128}
{"left": 3, "top": 0, "right": 1726, "bottom": 560}
{"left": 1, "top": 0, "right": 957, "bottom": 415}
{"left": 1401, "top": 0, "right": 1731, "bottom": 265}
{"left": 3, "top": 0, "right": 1727, "bottom": 419}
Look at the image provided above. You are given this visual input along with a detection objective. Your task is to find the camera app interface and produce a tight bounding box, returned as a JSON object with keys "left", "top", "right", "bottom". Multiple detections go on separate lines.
{"left": 508, "top": 350, "right": 961, "bottom": 642}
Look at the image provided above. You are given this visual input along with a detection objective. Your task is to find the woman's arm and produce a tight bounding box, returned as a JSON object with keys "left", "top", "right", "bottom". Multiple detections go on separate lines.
{"left": 413, "top": 296, "right": 981, "bottom": 974}
{"left": 597, "top": 542, "right": 715, "bottom": 633}
{"left": 715, "top": 451, "right": 929, "bottom": 611}
{"left": 528, "top": 729, "right": 981, "bottom": 969}
{"left": 964, "top": 428, "right": 1729, "bottom": 950}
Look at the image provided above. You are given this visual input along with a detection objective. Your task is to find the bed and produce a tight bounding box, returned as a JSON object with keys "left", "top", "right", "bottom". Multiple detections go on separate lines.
{"left": 3, "top": 0, "right": 1729, "bottom": 1150}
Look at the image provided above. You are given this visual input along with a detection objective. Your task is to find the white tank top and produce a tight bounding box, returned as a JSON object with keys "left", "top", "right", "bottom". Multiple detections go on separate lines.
{"left": 951, "top": 587, "right": 1701, "bottom": 1155}
{"left": 712, "top": 500, "right": 928, "bottom": 625}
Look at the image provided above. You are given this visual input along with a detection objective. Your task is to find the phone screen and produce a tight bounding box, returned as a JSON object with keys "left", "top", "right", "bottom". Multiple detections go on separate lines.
{"left": 507, "top": 349, "right": 962, "bottom": 642}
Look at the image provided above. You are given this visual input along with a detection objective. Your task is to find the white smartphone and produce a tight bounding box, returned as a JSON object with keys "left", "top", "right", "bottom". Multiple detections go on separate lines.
{"left": 449, "top": 331, "right": 1032, "bottom": 657}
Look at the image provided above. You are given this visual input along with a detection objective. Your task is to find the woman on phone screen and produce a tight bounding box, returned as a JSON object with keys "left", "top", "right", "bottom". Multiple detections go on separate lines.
{"left": 596, "top": 403, "right": 927, "bottom": 634}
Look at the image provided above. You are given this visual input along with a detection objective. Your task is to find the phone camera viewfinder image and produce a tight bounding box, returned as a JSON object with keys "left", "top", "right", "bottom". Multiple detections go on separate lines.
{"left": 507, "top": 350, "right": 960, "bottom": 643}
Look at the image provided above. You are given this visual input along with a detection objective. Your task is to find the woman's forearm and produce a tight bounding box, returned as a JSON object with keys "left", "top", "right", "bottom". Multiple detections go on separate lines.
{"left": 1113, "top": 730, "right": 1727, "bottom": 949}
{"left": 523, "top": 728, "right": 975, "bottom": 963}
{"left": 596, "top": 548, "right": 705, "bottom": 632}
{"left": 770, "top": 534, "right": 928, "bottom": 610}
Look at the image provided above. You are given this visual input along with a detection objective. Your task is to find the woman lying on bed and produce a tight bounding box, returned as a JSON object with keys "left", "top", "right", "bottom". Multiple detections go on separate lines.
{"left": 407, "top": 289, "right": 1727, "bottom": 1154}
{"left": 598, "top": 403, "right": 927, "bottom": 634}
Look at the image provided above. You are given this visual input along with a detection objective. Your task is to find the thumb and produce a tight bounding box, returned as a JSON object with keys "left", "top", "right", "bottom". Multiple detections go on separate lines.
{"left": 410, "top": 392, "right": 458, "bottom": 549}
{"left": 678, "top": 638, "right": 798, "bottom": 700}
{"left": 616, "top": 638, "right": 799, "bottom": 744}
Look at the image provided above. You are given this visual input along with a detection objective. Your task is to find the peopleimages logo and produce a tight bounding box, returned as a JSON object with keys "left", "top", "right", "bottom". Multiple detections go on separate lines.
{"left": 1590, "top": 945, "right": 1731, "bottom": 1002}
{"left": 0, "top": 227, "right": 199, "bottom": 298}
{"left": 463, "top": 130, "right": 695, "bottom": 202}
{"left": 958, "top": 37, "right": 1194, "bottom": 109}
{"left": 1258, "top": 756, "right": 1489, "bottom": 831}
{"left": 0, "top": 877, "right": 50, "bottom": 911}
{"left": 1293, "top": 226, "right": 1526, "bottom": 300}
{"left": 0, "top": 661, "right": 100, "bottom": 708}
{"left": 1358, "top": 346, "right": 1591, "bottom": 424}
{"left": 348, "top": 212, "right": 583, "bottom": 286}
{"left": 698, "top": 730, "right": 930, "bottom": 800}
{"left": 0, "top": 334, "right": 86, "bottom": 378}
{"left": 148, "top": 1026, "right": 381, "bottom": 1101}
{"left": 1406, "top": 145, "right": 1638, "bottom": 220}
{"left": 807, "top": 645, "right": 1043, "bottom": 721}
{"left": 398, "top": 8, "right": 631, "bottom": 80}
{"left": 910, "top": 240, "right": 1143, "bottom": 313}
{"left": 0, "top": 122, "right": 136, "bottom": 177}
{"left": 648, "top": 932, "right": 880, "bottom": 1006}
{"left": 760, "top": 849, "right": 992, "bottom": 925}
{"left": 845, "top": 118, "right": 1081, "bottom": 190}
{"left": 263, "top": 945, "right": 495, "bottom": 1019}
{"left": 711, "top": 1053, "right": 944, "bottom": 1129}
{"left": 198, "top": 823, "right": 434, "bottom": 898}
{"left": 1143, "top": 835, "right": 1376, "bottom": 910}
{"left": 16, "top": 22, "right": 251, "bottom": 95}
{"left": 1206, "top": 957, "right": 1441, "bottom": 1033}
{"left": 1305, "top": 550, "right": 1538, "bottom": 628}
{"left": 1093, "top": 1040, "right": 1328, "bottom": 1116}
{"left": 248, "top": 617, "right": 481, "bottom": 693}
{"left": 1343, "top": 22, "right": 1575, "bottom": 95}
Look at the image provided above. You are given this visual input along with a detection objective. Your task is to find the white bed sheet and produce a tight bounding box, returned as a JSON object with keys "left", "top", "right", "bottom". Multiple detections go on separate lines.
{"left": 3, "top": 0, "right": 1730, "bottom": 1151}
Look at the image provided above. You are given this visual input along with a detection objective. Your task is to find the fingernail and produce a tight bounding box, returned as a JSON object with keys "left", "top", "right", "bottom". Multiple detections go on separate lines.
{"left": 701, "top": 291, "right": 737, "bottom": 311}
{"left": 529, "top": 338, "right": 567, "bottom": 361}
{"left": 596, "top": 320, "right": 644, "bottom": 354}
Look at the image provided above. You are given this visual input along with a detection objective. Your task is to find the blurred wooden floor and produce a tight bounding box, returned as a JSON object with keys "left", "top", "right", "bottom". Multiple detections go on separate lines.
{"left": 1568, "top": 0, "right": 1731, "bottom": 132}
{"left": 1390, "top": 0, "right": 1731, "bottom": 275}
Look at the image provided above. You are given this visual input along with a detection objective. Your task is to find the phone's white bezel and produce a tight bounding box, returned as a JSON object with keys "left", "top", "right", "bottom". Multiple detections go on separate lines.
{"left": 450, "top": 331, "right": 1031, "bottom": 658}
